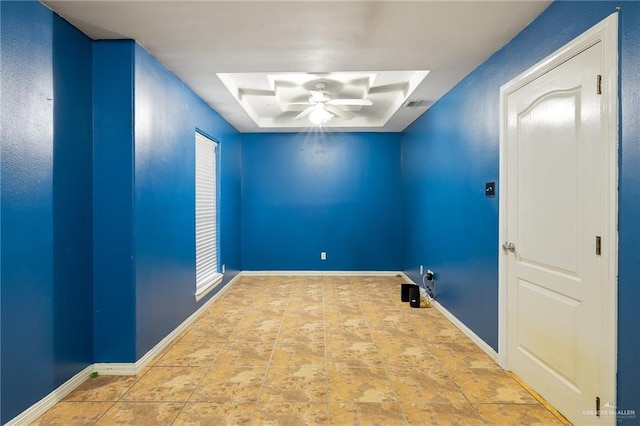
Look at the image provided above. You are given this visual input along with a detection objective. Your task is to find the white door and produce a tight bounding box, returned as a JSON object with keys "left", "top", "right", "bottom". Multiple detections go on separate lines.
{"left": 504, "top": 41, "right": 608, "bottom": 424}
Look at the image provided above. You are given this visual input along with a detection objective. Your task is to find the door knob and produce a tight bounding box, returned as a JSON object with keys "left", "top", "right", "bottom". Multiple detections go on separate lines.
{"left": 502, "top": 242, "right": 516, "bottom": 253}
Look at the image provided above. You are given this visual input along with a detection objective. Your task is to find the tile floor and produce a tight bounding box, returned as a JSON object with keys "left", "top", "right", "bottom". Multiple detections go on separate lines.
{"left": 33, "top": 275, "right": 569, "bottom": 425}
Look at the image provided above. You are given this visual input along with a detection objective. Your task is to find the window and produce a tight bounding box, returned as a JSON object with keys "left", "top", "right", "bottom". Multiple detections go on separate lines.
{"left": 195, "top": 132, "right": 223, "bottom": 299}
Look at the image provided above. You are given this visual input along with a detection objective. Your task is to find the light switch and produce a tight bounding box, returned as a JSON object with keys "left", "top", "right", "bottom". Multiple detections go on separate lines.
{"left": 486, "top": 182, "right": 495, "bottom": 198}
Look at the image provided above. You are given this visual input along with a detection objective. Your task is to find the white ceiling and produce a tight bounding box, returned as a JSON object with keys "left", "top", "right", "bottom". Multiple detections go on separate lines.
{"left": 42, "top": 0, "right": 551, "bottom": 133}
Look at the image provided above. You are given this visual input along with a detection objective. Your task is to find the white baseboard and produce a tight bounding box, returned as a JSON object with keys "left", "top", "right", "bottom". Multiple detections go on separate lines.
{"left": 431, "top": 300, "right": 498, "bottom": 362}
{"left": 95, "top": 272, "right": 241, "bottom": 376}
{"left": 399, "top": 272, "right": 499, "bottom": 363}
{"left": 242, "top": 270, "right": 404, "bottom": 277}
{"left": 6, "top": 273, "right": 242, "bottom": 425}
{"left": 5, "top": 365, "right": 95, "bottom": 426}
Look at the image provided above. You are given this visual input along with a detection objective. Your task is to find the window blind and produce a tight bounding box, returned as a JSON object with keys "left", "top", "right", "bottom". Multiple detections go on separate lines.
{"left": 195, "top": 132, "right": 220, "bottom": 294}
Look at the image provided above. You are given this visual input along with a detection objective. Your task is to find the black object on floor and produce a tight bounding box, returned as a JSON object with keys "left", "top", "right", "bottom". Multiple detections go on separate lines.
{"left": 409, "top": 286, "right": 421, "bottom": 308}
{"left": 401, "top": 283, "right": 419, "bottom": 302}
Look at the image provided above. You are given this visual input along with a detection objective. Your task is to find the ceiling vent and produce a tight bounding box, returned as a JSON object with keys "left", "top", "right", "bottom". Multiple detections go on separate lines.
{"left": 403, "top": 100, "right": 426, "bottom": 108}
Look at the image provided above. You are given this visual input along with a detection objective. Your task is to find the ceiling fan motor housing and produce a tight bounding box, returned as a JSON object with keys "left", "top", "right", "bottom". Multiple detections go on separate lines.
{"left": 310, "top": 82, "right": 332, "bottom": 103}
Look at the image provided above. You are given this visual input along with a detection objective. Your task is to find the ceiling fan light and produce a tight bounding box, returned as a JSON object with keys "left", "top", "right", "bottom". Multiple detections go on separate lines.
{"left": 309, "top": 105, "right": 333, "bottom": 125}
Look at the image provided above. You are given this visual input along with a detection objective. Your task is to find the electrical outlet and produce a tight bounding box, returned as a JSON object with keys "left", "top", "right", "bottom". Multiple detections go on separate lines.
{"left": 426, "top": 269, "right": 434, "bottom": 281}
{"left": 419, "top": 265, "right": 424, "bottom": 275}
{"left": 221, "top": 264, "right": 226, "bottom": 274}
{"left": 321, "top": 252, "right": 327, "bottom": 260}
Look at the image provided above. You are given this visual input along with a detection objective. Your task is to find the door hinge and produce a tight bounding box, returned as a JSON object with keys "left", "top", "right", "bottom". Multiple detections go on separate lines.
{"left": 597, "top": 75, "right": 602, "bottom": 95}
{"left": 596, "top": 236, "right": 602, "bottom": 256}
{"left": 596, "top": 396, "right": 601, "bottom": 417}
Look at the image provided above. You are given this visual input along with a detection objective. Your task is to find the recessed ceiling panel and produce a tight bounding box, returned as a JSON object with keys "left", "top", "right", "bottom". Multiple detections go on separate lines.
{"left": 217, "top": 71, "right": 429, "bottom": 129}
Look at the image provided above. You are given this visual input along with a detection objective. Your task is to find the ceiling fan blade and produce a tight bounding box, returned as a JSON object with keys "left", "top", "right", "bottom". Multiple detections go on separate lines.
{"left": 328, "top": 99, "right": 373, "bottom": 106}
{"left": 325, "top": 104, "right": 353, "bottom": 120}
{"left": 294, "top": 106, "right": 315, "bottom": 120}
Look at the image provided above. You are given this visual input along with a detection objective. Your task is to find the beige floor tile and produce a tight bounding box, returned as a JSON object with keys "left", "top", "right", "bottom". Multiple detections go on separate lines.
{"left": 197, "top": 309, "right": 245, "bottom": 325}
{"left": 203, "top": 307, "right": 248, "bottom": 321}
{"left": 413, "top": 319, "right": 469, "bottom": 342}
{"left": 327, "top": 366, "right": 397, "bottom": 403}
{"left": 329, "top": 402, "right": 406, "bottom": 425}
{"left": 386, "top": 366, "right": 467, "bottom": 404}
{"left": 326, "top": 338, "right": 384, "bottom": 368}
{"left": 323, "top": 276, "right": 351, "bottom": 285}
{"left": 240, "top": 313, "right": 280, "bottom": 324}
{"left": 427, "top": 331, "right": 477, "bottom": 345}
{"left": 271, "top": 341, "right": 326, "bottom": 366}
{"left": 297, "top": 276, "right": 323, "bottom": 284}
{"left": 155, "top": 339, "right": 224, "bottom": 367}
{"left": 287, "top": 296, "right": 324, "bottom": 307}
{"left": 35, "top": 275, "right": 563, "bottom": 424}
{"left": 263, "top": 284, "right": 291, "bottom": 294}
{"left": 370, "top": 324, "right": 423, "bottom": 344}
{"left": 283, "top": 312, "right": 324, "bottom": 326}
{"left": 452, "top": 368, "right": 538, "bottom": 404}
{"left": 430, "top": 341, "right": 502, "bottom": 371}
{"left": 402, "top": 402, "right": 485, "bottom": 425}
{"left": 180, "top": 321, "right": 238, "bottom": 341}
{"left": 287, "top": 295, "right": 322, "bottom": 306}
{"left": 278, "top": 327, "right": 326, "bottom": 345}
{"left": 252, "top": 402, "right": 328, "bottom": 425}
{"left": 361, "top": 309, "right": 406, "bottom": 324}
{"left": 377, "top": 341, "right": 439, "bottom": 368}
{"left": 214, "top": 340, "right": 275, "bottom": 366}
{"left": 326, "top": 322, "right": 373, "bottom": 341}
{"left": 281, "top": 316, "right": 325, "bottom": 330}
{"left": 290, "top": 287, "right": 324, "bottom": 299}
{"left": 324, "top": 306, "right": 362, "bottom": 319}
{"left": 121, "top": 367, "right": 206, "bottom": 402}
{"left": 324, "top": 293, "right": 361, "bottom": 304}
{"left": 64, "top": 375, "right": 139, "bottom": 401}
{"left": 190, "top": 365, "right": 267, "bottom": 403}
{"left": 149, "top": 341, "right": 180, "bottom": 366}
{"left": 359, "top": 300, "right": 399, "bottom": 311}
{"left": 173, "top": 402, "right": 254, "bottom": 425}
{"left": 259, "top": 366, "right": 328, "bottom": 403}
{"left": 291, "top": 280, "right": 324, "bottom": 289}
{"left": 475, "top": 403, "right": 565, "bottom": 425}
{"left": 260, "top": 298, "right": 291, "bottom": 312}
{"left": 95, "top": 401, "right": 183, "bottom": 425}
{"left": 31, "top": 401, "right": 114, "bottom": 425}
{"left": 326, "top": 318, "right": 369, "bottom": 329}
{"left": 230, "top": 330, "right": 281, "bottom": 343}
{"left": 245, "top": 307, "right": 288, "bottom": 320}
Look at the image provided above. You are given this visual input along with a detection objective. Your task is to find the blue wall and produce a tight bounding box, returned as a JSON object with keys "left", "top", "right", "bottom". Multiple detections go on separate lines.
{"left": 92, "top": 40, "right": 136, "bottom": 363}
{"left": 241, "top": 132, "right": 402, "bottom": 271}
{"left": 52, "top": 9, "right": 94, "bottom": 389}
{"left": 133, "top": 44, "right": 242, "bottom": 358}
{"left": 92, "top": 41, "right": 242, "bottom": 363}
{"left": 1, "top": 2, "right": 93, "bottom": 422}
{"left": 402, "top": 0, "right": 640, "bottom": 417}
{"left": 1, "top": 3, "right": 242, "bottom": 421}
{"left": 615, "top": 2, "right": 640, "bottom": 418}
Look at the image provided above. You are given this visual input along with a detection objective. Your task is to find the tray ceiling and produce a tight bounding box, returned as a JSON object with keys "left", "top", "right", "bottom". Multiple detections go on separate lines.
{"left": 42, "top": 0, "right": 551, "bottom": 132}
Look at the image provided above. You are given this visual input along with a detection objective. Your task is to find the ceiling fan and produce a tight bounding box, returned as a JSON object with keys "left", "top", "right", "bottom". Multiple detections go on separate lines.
{"left": 284, "top": 82, "right": 373, "bottom": 125}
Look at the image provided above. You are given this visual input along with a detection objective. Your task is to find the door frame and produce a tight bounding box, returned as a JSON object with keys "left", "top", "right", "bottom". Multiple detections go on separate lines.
{"left": 498, "top": 12, "right": 618, "bottom": 418}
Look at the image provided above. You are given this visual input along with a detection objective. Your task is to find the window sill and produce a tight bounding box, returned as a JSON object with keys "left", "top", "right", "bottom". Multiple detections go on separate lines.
{"left": 195, "top": 273, "right": 224, "bottom": 302}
